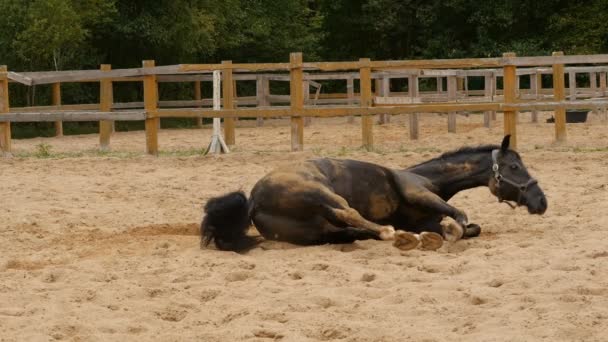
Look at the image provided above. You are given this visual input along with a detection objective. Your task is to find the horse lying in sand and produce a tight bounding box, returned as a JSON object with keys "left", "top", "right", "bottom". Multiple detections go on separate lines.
{"left": 201, "top": 135, "right": 547, "bottom": 252}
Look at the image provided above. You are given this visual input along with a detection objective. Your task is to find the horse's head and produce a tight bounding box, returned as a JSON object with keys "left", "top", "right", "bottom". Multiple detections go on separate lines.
{"left": 488, "top": 135, "right": 547, "bottom": 215}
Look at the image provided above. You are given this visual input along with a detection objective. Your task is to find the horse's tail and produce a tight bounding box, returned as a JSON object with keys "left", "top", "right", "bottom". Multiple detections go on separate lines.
{"left": 200, "top": 191, "right": 260, "bottom": 253}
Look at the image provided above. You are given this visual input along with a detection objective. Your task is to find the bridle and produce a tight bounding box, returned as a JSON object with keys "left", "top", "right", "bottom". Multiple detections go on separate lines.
{"left": 491, "top": 149, "right": 538, "bottom": 209}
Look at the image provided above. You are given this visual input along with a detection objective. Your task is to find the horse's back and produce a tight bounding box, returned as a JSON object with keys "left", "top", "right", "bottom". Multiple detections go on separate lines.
{"left": 251, "top": 158, "right": 402, "bottom": 222}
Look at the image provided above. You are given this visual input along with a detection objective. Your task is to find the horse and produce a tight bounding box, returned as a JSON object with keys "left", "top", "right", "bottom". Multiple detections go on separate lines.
{"left": 201, "top": 135, "right": 547, "bottom": 253}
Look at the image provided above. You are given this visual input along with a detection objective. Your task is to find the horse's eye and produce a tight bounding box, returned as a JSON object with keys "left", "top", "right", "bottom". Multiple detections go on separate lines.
{"left": 510, "top": 164, "right": 520, "bottom": 170}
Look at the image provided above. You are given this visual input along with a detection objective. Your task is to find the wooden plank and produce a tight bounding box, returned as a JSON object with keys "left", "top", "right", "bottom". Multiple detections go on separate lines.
{"left": 0, "top": 111, "right": 146, "bottom": 122}
{"left": 483, "top": 75, "right": 493, "bottom": 128}
{"left": 568, "top": 72, "right": 577, "bottom": 100}
{"left": 447, "top": 76, "right": 457, "bottom": 133}
{"left": 9, "top": 99, "right": 607, "bottom": 122}
{"left": 409, "top": 75, "right": 419, "bottom": 139}
{"left": 52, "top": 83, "right": 63, "bottom": 136}
{"left": 600, "top": 72, "right": 607, "bottom": 96}
{"left": 156, "top": 102, "right": 505, "bottom": 119}
{"left": 530, "top": 72, "right": 540, "bottom": 123}
{"left": 552, "top": 52, "right": 567, "bottom": 143}
{"left": 99, "top": 65, "right": 113, "bottom": 151}
{"left": 0, "top": 65, "right": 10, "bottom": 155}
{"left": 143, "top": 60, "right": 159, "bottom": 155}
{"left": 7, "top": 71, "right": 33, "bottom": 86}
{"left": 590, "top": 72, "right": 598, "bottom": 115}
{"left": 347, "top": 76, "right": 355, "bottom": 123}
{"left": 222, "top": 61, "right": 236, "bottom": 145}
{"left": 382, "top": 76, "right": 391, "bottom": 124}
{"left": 194, "top": 81, "right": 203, "bottom": 128}
{"left": 507, "top": 100, "right": 608, "bottom": 110}
{"left": 376, "top": 78, "right": 387, "bottom": 124}
{"left": 360, "top": 58, "right": 373, "bottom": 149}
{"left": 303, "top": 80, "right": 312, "bottom": 126}
{"left": 256, "top": 76, "right": 269, "bottom": 126}
{"left": 290, "top": 53, "right": 304, "bottom": 151}
{"left": 509, "top": 54, "right": 608, "bottom": 67}
{"left": 180, "top": 63, "right": 290, "bottom": 72}
{"left": 503, "top": 52, "right": 518, "bottom": 149}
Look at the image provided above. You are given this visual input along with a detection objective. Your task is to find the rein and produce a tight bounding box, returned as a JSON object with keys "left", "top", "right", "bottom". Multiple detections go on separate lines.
{"left": 491, "top": 149, "right": 537, "bottom": 209}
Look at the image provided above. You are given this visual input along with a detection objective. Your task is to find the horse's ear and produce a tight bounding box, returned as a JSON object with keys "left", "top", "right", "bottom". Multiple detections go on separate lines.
{"left": 501, "top": 135, "right": 511, "bottom": 152}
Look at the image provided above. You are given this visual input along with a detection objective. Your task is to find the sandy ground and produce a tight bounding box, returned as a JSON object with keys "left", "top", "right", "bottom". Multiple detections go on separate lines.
{"left": 1, "top": 112, "right": 607, "bottom": 341}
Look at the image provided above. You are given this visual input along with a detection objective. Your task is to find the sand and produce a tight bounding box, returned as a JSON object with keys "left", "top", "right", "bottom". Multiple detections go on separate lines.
{"left": 1, "top": 112, "right": 607, "bottom": 341}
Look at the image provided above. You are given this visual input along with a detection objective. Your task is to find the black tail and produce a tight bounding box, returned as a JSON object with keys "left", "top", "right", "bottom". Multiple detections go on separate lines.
{"left": 201, "top": 191, "right": 260, "bottom": 253}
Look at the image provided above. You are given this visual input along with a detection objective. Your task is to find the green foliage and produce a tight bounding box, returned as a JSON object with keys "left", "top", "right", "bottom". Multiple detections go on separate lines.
{"left": 2, "top": 0, "right": 608, "bottom": 138}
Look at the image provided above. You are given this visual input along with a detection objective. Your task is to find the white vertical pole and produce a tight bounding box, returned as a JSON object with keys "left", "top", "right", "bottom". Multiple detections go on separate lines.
{"left": 207, "top": 70, "right": 230, "bottom": 154}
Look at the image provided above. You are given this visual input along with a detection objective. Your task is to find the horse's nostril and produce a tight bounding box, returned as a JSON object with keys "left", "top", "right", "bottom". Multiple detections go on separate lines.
{"left": 539, "top": 197, "right": 547, "bottom": 208}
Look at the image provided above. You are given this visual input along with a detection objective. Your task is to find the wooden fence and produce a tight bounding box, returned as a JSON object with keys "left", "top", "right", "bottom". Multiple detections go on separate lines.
{"left": 1, "top": 51, "right": 608, "bottom": 156}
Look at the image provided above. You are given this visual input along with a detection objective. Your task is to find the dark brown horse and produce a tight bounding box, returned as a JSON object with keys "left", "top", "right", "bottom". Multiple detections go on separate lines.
{"left": 201, "top": 135, "right": 547, "bottom": 252}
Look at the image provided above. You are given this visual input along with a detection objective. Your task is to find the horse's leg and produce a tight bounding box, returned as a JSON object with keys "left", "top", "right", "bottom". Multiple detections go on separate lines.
{"left": 404, "top": 190, "right": 468, "bottom": 242}
{"left": 253, "top": 211, "right": 396, "bottom": 246}
{"left": 325, "top": 227, "right": 381, "bottom": 244}
{"left": 322, "top": 206, "right": 419, "bottom": 250}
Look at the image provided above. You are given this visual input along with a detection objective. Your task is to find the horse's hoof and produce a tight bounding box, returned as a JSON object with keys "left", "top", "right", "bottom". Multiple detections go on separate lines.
{"left": 379, "top": 225, "right": 396, "bottom": 240}
{"left": 393, "top": 231, "right": 419, "bottom": 251}
{"left": 420, "top": 232, "right": 443, "bottom": 250}
{"left": 443, "top": 222, "right": 464, "bottom": 242}
{"left": 464, "top": 223, "right": 481, "bottom": 238}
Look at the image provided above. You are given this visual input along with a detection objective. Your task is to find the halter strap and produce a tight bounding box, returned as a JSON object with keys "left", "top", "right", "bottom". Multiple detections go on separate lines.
{"left": 491, "top": 149, "right": 538, "bottom": 208}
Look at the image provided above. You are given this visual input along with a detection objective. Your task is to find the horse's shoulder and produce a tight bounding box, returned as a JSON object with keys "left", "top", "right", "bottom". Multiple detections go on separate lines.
{"left": 389, "top": 170, "right": 435, "bottom": 195}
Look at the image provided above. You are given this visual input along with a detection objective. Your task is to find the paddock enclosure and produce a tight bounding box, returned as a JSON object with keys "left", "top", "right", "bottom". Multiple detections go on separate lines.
{"left": 1, "top": 53, "right": 608, "bottom": 341}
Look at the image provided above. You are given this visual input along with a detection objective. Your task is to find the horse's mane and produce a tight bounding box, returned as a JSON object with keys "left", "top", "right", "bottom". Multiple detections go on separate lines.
{"left": 409, "top": 144, "right": 520, "bottom": 169}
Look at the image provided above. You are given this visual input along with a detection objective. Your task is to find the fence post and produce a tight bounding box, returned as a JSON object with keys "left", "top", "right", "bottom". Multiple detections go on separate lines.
{"left": 382, "top": 76, "right": 390, "bottom": 123}
{"left": 359, "top": 58, "right": 373, "bottom": 150}
{"left": 552, "top": 51, "right": 567, "bottom": 143}
{"left": 303, "top": 80, "right": 312, "bottom": 126}
{"left": 568, "top": 71, "right": 576, "bottom": 101}
{"left": 52, "top": 83, "right": 63, "bottom": 136}
{"left": 255, "top": 75, "right": 267, "bottom": 126}
{"left": 143, "top": 60, "right": 159, "bottom": 155}
{"left": 530, "top": 71, "right": 540, "bottom": 123}
{"left": 347, "top": 76, "right": 355, "bottom": 123}
{"left": 376, "top": 77, "right": 389, "bottom": 124}
{"left": 409, "top": 74, "right": 419, "bottom": 139}
{"left": 483, "top": 73, "right": 493, "bottom": 127}
{"left": 503, "top": 52, "right": 518, "bottom": 149}
{"left": 375, "top": 78, "right": 383, "bottom": 124}
{"left": 222, "top": 61, "right": 236, "bottom": 145}
{"left": 0, "top": 65, "right": 10, "bottom": 156}
{"left": 447, "top": 75, "right": 457, "bottom": 133}
{"left": 290, "top": 52, "right": 304, "bottom": 151}
{"left": 194, "top": 81, "right": 203, "bottom": 128}
{"left": 99, "top": 64, "right": 113, "bottom": 151}
{"left": 600, "top": 72, "right": 607, "bottom": 119}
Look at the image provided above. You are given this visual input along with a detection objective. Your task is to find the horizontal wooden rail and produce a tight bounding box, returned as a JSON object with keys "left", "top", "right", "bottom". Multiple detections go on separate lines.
{"left": 9, "top": 54, "right": 608, "bottom": 86}
{"left": 149, "top": 99, "right": 608, "bottom": 120}
{"left": 0, "top": 111, "right": 146, "bottom": 122}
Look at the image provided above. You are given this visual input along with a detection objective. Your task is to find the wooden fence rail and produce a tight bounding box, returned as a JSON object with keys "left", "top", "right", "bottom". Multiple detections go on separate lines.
{"left": 2, "top": 52, "right": 608, "bottom": 156}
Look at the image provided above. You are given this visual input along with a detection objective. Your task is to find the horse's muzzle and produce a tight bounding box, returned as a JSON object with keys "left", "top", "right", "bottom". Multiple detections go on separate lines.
{"left": 526, "top": 188, "right": 547, "bottom": 215}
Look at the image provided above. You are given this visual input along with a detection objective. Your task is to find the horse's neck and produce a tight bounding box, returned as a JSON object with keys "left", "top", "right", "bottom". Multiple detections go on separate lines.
{"left": 407, "top": 151, "right": 493, "bottom": 200}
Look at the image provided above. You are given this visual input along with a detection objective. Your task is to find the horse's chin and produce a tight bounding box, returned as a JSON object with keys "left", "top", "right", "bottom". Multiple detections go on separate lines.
{"left": 526, "top": 204, "right": 547, "bottom": 215}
